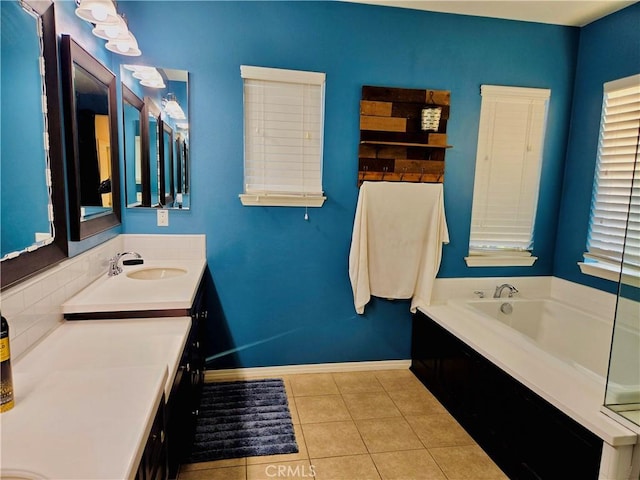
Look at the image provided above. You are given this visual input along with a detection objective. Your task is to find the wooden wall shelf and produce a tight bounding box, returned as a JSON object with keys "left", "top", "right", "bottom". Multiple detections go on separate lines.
{"left": 358, "top": 85, "right": 451, "bottom": 186}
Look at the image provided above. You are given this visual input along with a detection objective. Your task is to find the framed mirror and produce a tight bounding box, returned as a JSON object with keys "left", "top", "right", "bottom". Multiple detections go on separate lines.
{"left": 1, "top": 1, "right": 68, "bottom": 290}
{"left": 121, "top": 65, "right": 190, "bottom": 209}
{"left": 60, "top": 34, "right": 121, "bottom": 241}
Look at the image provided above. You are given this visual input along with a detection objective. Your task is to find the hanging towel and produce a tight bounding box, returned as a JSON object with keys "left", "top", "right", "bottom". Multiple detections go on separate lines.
{"left": 349, "top": 181, "right": 449, "bottom": 314}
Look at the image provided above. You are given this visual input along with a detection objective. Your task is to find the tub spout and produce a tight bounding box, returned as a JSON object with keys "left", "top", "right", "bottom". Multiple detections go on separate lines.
{"left": 494, "top": 284, "right": 518, "bottom": 298}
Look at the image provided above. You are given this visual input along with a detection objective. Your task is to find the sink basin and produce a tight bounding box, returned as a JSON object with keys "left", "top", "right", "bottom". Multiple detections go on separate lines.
{"left": 0, "top": 470, "right": 47, "bottom": 479}
{"left": 126, "top": 267, "right": 187, "bottom": 280}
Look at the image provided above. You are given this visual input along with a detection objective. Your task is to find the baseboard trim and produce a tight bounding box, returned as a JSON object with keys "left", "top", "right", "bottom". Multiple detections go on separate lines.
{"left": 204, "top": 360, "right": 411, "bottom": 382}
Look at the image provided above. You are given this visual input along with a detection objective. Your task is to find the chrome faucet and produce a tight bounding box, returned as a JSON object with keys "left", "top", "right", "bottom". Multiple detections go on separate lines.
{"left": 108, "top": 252, "right": 143, "bottom": 277}
{"left": 493, "top": 283, "right": 518, "bottom": 298}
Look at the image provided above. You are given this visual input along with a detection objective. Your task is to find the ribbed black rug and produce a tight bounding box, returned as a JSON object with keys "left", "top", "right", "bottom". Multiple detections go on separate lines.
{"left": 186, "top": 379, "right": 298, "bottom": 463}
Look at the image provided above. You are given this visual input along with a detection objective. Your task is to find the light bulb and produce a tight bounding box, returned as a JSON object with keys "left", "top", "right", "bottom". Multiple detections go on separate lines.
{"left": 91, "top": 5, "right": 108, "bottom": 21}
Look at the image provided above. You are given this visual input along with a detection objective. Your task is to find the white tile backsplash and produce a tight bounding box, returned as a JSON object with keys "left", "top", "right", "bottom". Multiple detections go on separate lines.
{"left": 121, "top": 234, "right": 206, "bottom": 261}
{"left": 1, "top": 236, "right": 123, "bottom": 360}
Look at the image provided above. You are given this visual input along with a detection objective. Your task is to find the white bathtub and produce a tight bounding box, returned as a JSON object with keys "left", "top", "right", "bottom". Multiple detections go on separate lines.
{"left": 451, "top": 298, "right": 612, "bottom": 379}
{"left": 422, "top": 279, "right": 639, "bottom": 479}
{"left": 449, "top": 297, "right": 640, "bottom": 406}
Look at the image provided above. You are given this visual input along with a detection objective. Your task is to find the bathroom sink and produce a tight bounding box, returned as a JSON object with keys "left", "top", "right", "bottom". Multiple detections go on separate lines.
{"left": 126, "top": 267, "right": 187, "bottom": 280}
{"left": 0, "top": 469, "right": 47, "bottom": 479}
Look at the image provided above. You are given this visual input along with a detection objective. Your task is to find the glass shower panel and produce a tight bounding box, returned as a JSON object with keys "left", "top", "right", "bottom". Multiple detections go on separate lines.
{"left": 603, "top": 128, "right": 640, "bottom": 429}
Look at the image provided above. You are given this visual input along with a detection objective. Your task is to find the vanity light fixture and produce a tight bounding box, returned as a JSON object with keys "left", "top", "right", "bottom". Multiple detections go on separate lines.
{"left": 92, "top": 14, "right": 128, "bottom": 40}
{"left": 75, "top": 0, "right": 142, "bottom": 56}
{"left": 75, "top": 0, "right": 118, "bottom": 24}
{"left": 123, "top": 65, "right": 166, "bottom": 88}
{"left": 105, "top": 31, "right": 141, "bottom": 56}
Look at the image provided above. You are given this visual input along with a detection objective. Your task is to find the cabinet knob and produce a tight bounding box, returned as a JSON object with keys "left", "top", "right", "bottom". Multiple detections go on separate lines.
{"left": 186, "top": 362, "right": 191, "bottom": 372}
{"left": 192, "top": 409, "right": 199, "bottom": 416}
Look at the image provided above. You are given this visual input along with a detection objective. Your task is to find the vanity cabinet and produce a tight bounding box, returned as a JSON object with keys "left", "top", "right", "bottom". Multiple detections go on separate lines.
{"left": 64, "top": 276, "right": 208, "bottom": 480}
{"left": 167, "top": 285, "right": 207, "bottom": 478}
{"left": 136, "top": 395, "right": 168, "bottom": 480}
{"left": 411, "top": 311, "right": 603, "bottom": 480}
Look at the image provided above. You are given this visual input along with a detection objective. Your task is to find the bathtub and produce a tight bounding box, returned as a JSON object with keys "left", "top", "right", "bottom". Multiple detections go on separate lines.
{"left": 451, "top": 298, "right": 611, "bottom": 379}
{"left": 419, "top": 291, "right": 639, "bottom": 480}
{"left": 449, "top": 298, "right": 640, "bottom": 405}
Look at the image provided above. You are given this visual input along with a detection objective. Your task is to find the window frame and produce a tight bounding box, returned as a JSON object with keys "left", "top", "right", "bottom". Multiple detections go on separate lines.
{"left": 579, "top": 74, "right": 640, "bottom": 287}
{"left": 239, "top": 65, "right": 327, "bottom": 208}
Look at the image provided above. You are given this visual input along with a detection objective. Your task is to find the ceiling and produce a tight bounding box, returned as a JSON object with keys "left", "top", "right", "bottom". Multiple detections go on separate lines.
{"left": 345, "top": 0, "right": 636, "bottom": 27}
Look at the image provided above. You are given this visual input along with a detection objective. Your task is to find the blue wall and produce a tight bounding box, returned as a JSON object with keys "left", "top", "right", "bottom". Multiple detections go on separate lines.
{"left": 116, "top": 1, "right": 584, "bottom": 368}
{"left": 555, "top": 3, "right": 640, "bottom": 294}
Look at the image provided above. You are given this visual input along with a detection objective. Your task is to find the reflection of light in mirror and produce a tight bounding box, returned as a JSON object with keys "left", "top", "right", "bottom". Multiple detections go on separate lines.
{"left": 126, "top": 65, "right": 166, "bottom": 88}
{"left": 163, "top": 94, "right": 186, "bottom": 120}
{"left": 176, "top": 122, "right": 189, "bottom": 130}
{"left": 141, "top": 79, "right": 165, "bottom": 88}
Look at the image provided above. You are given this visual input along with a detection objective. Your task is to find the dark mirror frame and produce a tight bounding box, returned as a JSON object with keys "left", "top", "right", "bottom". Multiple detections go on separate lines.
{"left": 141, "top": 97, "right": 162, "bottom": 207}
{"left": 161, "top": 121, "right": 174, "bottom": 206}
{"left": 60, "top": 34, "right": 121, "bottom": 241}
{"left": 1, "top": 3, "right": 68, "bottom": 290}
{"left": 122, "top": 84, "right": 144, "bottom": 207}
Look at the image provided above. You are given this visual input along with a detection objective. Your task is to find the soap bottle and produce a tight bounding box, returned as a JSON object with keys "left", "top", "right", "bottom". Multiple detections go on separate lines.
{"left": 1, "top": 315, "right": 14, "bottom": 412}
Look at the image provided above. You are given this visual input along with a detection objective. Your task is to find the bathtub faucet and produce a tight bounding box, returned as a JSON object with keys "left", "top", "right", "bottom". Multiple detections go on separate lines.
{"left": 493, "top": 283, "right": 518, "bottom": 298}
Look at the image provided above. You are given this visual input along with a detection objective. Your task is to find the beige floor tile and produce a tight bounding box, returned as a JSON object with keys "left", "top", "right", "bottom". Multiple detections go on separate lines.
{"left": 333, "top": 371, "right": 386, "bottom": 394}
{"left": 247, "top": 423, "right": 309, "bottom": 465}
{"left": 296, "top": 394, "right": 352, "bottom": 423}
{"left": 342, "top": 392, "right": 402, "bottom": 420}
{"left": 406, "top": 413, "right": 475, "bottom": 448}
{"left": 177, "top": 465, "right": 246, "bottom": 480}
{"left": 303, "top": 420, "right": 368, "bottom": 458}
{"left": 374, "top": 369, "right": 424, "bottom": 391}
{"left": 179, "top": 457, "right": 246, "bottom": 472}
{"left": 429, "top": 444, "right": 509, "bottom": 479}
{"left": 289, "top": 373, "right": 339, "bottom": 396}
{"left": 387, "top": 386, "right": 447, "bottom": 416}
{"left": 371, "top": 449, "right": 448, "bottom": 480}
{"left": 355, "top": 417, "right": 423, "bottom": 453}
{"left": 288, "top": 396, "right": 300, "bottom": 425}
{"left": 247, "top": 460, "right": 315, "bottom": 480}
{"left": 313, "top": 454, "right": 381, "bottom": 480}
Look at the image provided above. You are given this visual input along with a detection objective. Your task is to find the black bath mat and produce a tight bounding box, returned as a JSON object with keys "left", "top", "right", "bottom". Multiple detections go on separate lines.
{"left": 186, "top": 378, "right": 298, "bottom": 463}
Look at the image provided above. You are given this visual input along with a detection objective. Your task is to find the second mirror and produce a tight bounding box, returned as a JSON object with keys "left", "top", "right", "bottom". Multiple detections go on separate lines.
{"left": 121, "top": 65, "right": 189, "bottom": 209}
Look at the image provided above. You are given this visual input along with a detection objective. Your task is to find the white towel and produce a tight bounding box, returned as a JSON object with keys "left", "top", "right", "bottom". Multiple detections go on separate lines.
{"left": 349, "top": 181, "right": 449, "bottom": 314}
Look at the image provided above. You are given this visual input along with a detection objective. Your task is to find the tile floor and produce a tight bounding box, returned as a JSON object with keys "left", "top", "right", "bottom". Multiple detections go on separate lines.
{"left": 177, "top": 369, "right": 508, "bottom": 480}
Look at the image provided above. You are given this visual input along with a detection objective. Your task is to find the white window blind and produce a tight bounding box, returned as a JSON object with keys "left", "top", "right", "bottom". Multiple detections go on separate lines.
{"left": 240, "top": 65, "right": 326, "bottom": 207}
{"left": 467, "top": 85, "right": 550, "bottom": 266}
{"left": 584, "top": 74, "right": 640, "bottom": 277}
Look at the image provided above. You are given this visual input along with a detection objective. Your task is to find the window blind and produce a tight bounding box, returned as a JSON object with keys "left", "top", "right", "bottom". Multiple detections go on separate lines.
{"left": 241, "top": 66, "right": 325, "bottom": 200}
{"left": 586, "top": 74, "right": 640, "bottom": 272}
{"left": 468, "top": 85, "right": 550, "bottom": 256}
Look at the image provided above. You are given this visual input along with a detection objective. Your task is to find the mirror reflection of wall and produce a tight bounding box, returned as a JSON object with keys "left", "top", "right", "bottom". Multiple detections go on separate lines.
{"left": 1, "top": 1, "right": 53, "bottom": 258}
{"left": 121, "top": 65, "right": 190, "bottom": 209}
{"left": 122, "top": 85, "right": 143, "bottom": 207}
{"left": 73, "top": 63, "right": 113, "bottom": 220}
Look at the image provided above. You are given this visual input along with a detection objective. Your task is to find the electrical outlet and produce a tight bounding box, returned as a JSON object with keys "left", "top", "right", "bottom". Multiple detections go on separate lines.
{"left": 157, "top": 209, "right": 169, "bottom": 227}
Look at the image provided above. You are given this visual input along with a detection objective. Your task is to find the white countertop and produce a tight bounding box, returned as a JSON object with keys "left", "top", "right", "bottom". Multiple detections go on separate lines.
{"left": 0, "top": 317, "right": 192, "bottom": 479}
{"left": 419, "top": 304, "right": 637, "bottom": 447}
{"left": 62, "top": 259, "right": 207, "bottom": 314}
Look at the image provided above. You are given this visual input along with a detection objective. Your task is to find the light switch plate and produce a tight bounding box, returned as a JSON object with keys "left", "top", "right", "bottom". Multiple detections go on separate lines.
{"left": 157, "top": 209, "right": 169, "bottom": 227}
